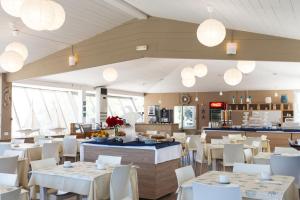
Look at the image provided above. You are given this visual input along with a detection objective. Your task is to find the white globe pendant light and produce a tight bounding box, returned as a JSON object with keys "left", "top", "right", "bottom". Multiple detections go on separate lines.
{"left": 0, "top": 51, "right": 24, "bottom": 72}
{"left": 193, "top": 64, "right": 208, "bottom": 78}
{"left": 5, "top": 42, "right": 28, "bottom": 60}
{"left": 20, "top": 0, "right": 55, "bottom": 31}
{"left": 181, "top": 67, "right": 195, "bottom": 79}
{"left": 1, "top": 0, "right": 25, "bottom": 17}
{"left": 197, "top": 19, "right": 226, "bottom": 47}
{"left": 224, "top": 68, "right": 243, "bottom": 86}
{"left": 103, "top": 67, "right": 118, "bottom": 82}
{"left": 237, "top": 61, "right": 256, "bottom": 74}
{"left": 47, "top": 0, "right": 65, "bottom": 30}
{"left": 182, "top": 76, "right": 196, "bottom": 88}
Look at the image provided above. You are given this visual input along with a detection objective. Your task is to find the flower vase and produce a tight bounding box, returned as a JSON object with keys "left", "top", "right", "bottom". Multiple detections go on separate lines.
{"left": 114, "top": 126, "right": 119, "bottom": 136}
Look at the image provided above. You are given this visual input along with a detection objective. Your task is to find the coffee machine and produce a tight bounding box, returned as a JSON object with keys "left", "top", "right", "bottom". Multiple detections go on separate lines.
{"left": 148, "top": 105, "right": 160, "bottom": 123}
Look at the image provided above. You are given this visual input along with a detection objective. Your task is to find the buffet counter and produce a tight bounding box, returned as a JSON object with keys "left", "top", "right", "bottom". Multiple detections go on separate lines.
{"left": 135, "top": 123, "right": 179, "bottom": 135}
{"left": 204, "top": 127, "right": 300, "bottom": 151}
{"left": 80, "top": 141, "right": 181, "bottom": 199}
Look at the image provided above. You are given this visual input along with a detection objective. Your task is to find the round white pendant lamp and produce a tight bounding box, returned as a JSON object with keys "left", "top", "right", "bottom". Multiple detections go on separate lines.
{"left": 1, "top": 0, "right": 25, "bottom": 17}
{"left": 47, "top": 0, "right": 65, "bottom": 30}
{"left": 237, "top": 61, "right": 256, "bottom": 74}
{"left": 0, "top": 51, "right": 24, "bottom": 72}
{"left": 182, "top": 76, "right": 196, "bottom": 88}
{"left": 181, "top": 67, "right": 195, "bottom": 79}
{"left": 103, "top": 67, "right": 118, "bottom": 82}
{"left": 224, "top": 68, "right": 243, "bottom": 86}
{"left": 193, "top": 64, "right": 208, "bottom": 78}
{"left": 5, "top": 42, "right": 28, "bottom": 60}
{"left": 197, "top": 19, "right": 226, "bottom": 47}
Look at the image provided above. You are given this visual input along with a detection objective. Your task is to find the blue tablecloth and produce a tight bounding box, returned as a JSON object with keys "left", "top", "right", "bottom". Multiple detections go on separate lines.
{"left": 83, "top": 139, "right": 181, "bottom": 149}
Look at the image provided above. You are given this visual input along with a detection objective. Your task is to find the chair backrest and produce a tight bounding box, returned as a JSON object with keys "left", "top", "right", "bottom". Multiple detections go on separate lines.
{"left": 97, "top": 155, "right": 122, "bottom": 166}
{"left": 200, "top": 132, "right": 207, "bottom": 142}
{"left": 11, "top": 139, "right": 25, "bottom": 145}
{"left": 244, "top": 137, "right": 260, "bottom": 146}
{"left": 38, "top": 138, "right": 52, "bottom": 145}
{"left": 228, "top": 134, "right": 243, "bottom": 140}
{"left": 223, "top": 144, "right": 244, "bottom": 165}
{"left": 63, "top": 138, "right": 77, "bottom": 156}
{"left": 211, "top": 139, "right": 223, "bottom": 145}
{"left": 261, "top": 135, "right": 267, "bottom": 140}
{"left": 0, "top": 143, "right": 11, "bottom": 156}
{"left": 0, "top": 173, "right": 18, "bottom": 186}
{"left": 195, "top": 140, "right": 205, "bottom": 163}
{"left": 0, "top": 188, "right": 21, "bottom": 200}
{"left": 110, "top": 165, "right": 131, "bottom": 200}
{"left": 0, "top": 156, "right": 18, "bottom": 174}
{"left": 192, "top": 182, "right": 242, "bottom": 200}
{"left": 187, "top": 135, "right": 201, "bottom": 150}
{"left": 30, "top": 158, "right": 57, "bottom": 171}
{"left": 222, "top": 136, "right": 231, "bottom": 144}
{"left": 42, "top": 143, "right": 60, "bottom": 163}
{"left": 3, "top": 150, "right": 24, "bottom": 159}
{"left": 175, "top": 165, "right": 195, "bottom": 187}
{"left": 252, "top": 140, "right": 262, "bottom": 152}
{"left": 274, "top": 147, "right": 299, "bottom": 154}
{"left": 233, "top": 163, "right": 271, "bottom": 174}
{"left": 243, "top": 148, "right": 253, "bottom": 164}
{"left": 270, "top": 155, "right": 300, "bottom": 187}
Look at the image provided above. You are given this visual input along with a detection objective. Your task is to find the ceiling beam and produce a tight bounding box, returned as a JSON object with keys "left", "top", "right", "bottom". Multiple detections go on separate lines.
{"left": 103, "top": 0, "right": 148, "bottom": 19}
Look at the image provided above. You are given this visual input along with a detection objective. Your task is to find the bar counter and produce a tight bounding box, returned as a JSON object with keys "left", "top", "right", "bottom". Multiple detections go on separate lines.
{"left": 204, "top": 127, "right": 300, "bottom": 151}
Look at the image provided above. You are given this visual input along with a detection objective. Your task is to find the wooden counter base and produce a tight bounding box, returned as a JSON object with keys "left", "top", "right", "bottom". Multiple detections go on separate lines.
{"left": 82, "top": 145, "right": 180, "bottom": 199}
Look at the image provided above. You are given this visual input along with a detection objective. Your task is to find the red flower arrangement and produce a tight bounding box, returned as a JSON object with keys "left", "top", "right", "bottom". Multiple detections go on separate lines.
{"left": 106, "top": 116, "right": 124, "bottom": 128}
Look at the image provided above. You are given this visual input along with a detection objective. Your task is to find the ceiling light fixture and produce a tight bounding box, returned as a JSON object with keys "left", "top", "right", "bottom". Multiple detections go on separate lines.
{"left": 0, "top": 50, "right": 24, "bottom": 72}
{"left": 224, "top": 68, "right": 243, "bottom": 86}
{"left": 5, "top": 42, "right": 28, "bottom": 60}
{"left": 1, "top": 0, "right": 24, "bottom": 17}
{"left": 193, "top": 64, "right": 208, "bottom": 78}
{"left": 237, "top": 61, "right": 256, "bottom": 74}
{"left": 103, "top": 67, "right": 118, "bottom": 82}
{"left": 196, "top": 7, "right": 226, "bottom": 47}
{"left": 219, "top": 91, "right": 223, "bottom": 96}
{"left": 68, "top": 45, "right": 78, "bottom": 66}
{"left": 274, "top": 92, "right": 278, "bottom": 97}
{"left": 181, "top": 67, "right": 195, "bottom": 80}
{"left": 182, "top": 76, "right": 196, "bottom": 88}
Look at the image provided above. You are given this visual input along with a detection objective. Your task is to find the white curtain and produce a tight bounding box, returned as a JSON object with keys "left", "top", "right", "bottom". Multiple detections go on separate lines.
{"left": 293, "top": 91, "right": 300, "bottom": 122}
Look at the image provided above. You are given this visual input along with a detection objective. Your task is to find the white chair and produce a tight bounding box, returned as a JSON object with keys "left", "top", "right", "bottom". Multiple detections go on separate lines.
{"left": 42, "top": 143, "right": 60, "bottom": 163}
{"left": 97, "top": 155, "right": 122, "bottom": 166}
{"left": 252, "top": 140, "right": 262, "bottom": 153}
{"left": 222, "top": 136, "right": 231, "bottom": 144}
{"left": 186, "top": 135, "right": 201, "bottom": 151}
{"left": 0, "top": 143, "right": 11, "bottom": 156}
{"left": 175, "top": 165, "right": 195, "bottom": 189}
{"left": 11, "top": 139, "right": 25, "bottom": 145}
{"left": 173, "top": 132, "right": 187, "bottom": 143}
{"left": 62, "top": 137, "right": 77, "bottom": 162}
{"left": 211, "top": 139, "right": 223, "bottom": 145}
{"left": 0, "top": 188, "right": 21, "bottom": 200}
{"left": 195, "top": 141, "right": 206, "bottom": 174}
{"left": 192, "top": 182, "right": 242, "bottom": 200}
{"left": 200, "top": 132, "right": 206, "bottom": 143}
{"left": 38, "top": 138, "right": 53, "bottom": 145}
{"left": 233, "top": 163, "right": 271, "bottom": 174}
{"left": 3, "top": 150, "right": 25, "bottom": 159}
{"left": 110, "top": 165, "right": 132, "bottom": 200}
{"left": 270, "top": 155, "right": 300, "bottom": 188}
{"left": 274, "top": 147, "right": 299, "bottom": 154}
{"left": 0, "top": 156, "right": 18, "bottom": 174}
{"left": 243, "top": 148, "right": 253, "bottom": 164}
{"left": 228, "top": 134, "right": 243, "bottom": 141}
{"left": 223, "top": 144, "right": 244, "bottom": 170}
{"left": 244, "top": 137, "right": 260, "bottom": 146}
{"left": 0, "top": 173, "right": 18, "bottom": 186}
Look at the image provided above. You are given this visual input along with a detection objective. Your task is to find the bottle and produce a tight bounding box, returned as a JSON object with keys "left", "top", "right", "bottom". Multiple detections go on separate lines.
{"left": 240, "top": 96, "right": 243, "bottom": 104}
{"left": 232, "top": 96, "right": 235, "bottom": 104}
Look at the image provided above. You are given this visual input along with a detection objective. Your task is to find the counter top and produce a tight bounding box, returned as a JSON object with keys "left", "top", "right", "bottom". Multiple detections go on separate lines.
{"left": 204, "top": 127, "right": 300, "bottom": 133}
{"left": 135, "top": 123, "right": 179, "bottom": 126}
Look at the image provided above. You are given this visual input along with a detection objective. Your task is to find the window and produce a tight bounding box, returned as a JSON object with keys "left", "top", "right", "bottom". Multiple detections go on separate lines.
{"left": 12, "top": 85, "right": 81, "bottom": 138}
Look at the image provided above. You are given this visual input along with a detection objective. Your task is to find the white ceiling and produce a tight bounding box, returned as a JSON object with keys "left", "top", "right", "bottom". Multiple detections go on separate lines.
{"left": 27, "top": 58, "right": 300, "bottom": 93}
{"left": 0, "top": 0, "right": 134, "bottom": 65}
{"left": 125, "top": 0, "right": 300, "bottom": 40}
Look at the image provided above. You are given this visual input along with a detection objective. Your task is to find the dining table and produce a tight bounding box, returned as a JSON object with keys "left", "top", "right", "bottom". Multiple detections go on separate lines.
{"left": 28, "top": 161, "right": 139, "bottom": 200}
{"left": 11, "top": 143, "right": 42, "bottom": 161}
{"left": 178, "top": 171, "right": 299, "bottom": 200}
{"left": 253, "top": 152, "right": 300, "bottom": 165}
{"left": 205, "top": 143, "right": 259, "bottom": 170}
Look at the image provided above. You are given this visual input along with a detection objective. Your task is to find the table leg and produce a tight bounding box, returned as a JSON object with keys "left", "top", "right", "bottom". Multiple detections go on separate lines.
{"left": 40, "top": 186, "right": 48, "bottom": 200}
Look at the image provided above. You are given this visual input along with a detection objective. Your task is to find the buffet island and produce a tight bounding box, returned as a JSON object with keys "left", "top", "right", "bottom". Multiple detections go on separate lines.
{"left": 80, "top": 139, "right": 181, "bottom": 199}
{"left": 204, "top": 127, "right": 300, "bottom": 151}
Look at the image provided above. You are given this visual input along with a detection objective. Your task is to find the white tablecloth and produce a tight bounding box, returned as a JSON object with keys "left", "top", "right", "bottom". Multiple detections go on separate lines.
{"left": 28, "top": 162, "right": 138, "bottom": 200}
{"left": 178, "top": 171, "right": 299, "bottom": 200}
{"left": 80, "top": 143, "right": 181, "bottom": 164}
{"left": 12, "top": 144, "right": 42, "bottom": 161}
{"left": 0, "top": 185, "right": 29, "bottom": 200}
